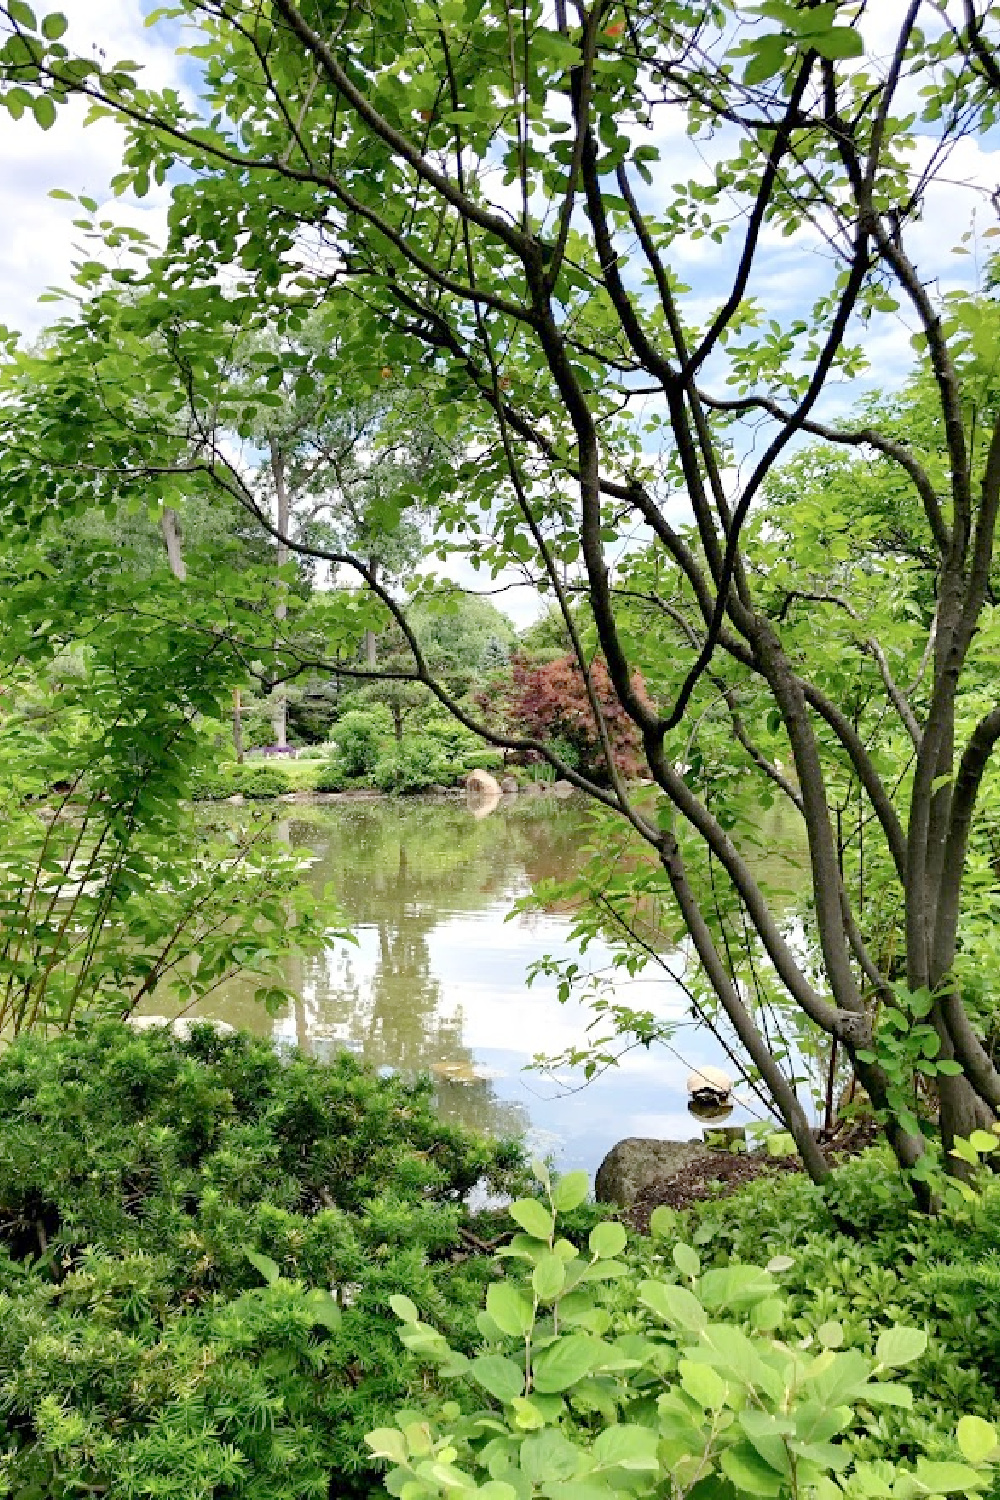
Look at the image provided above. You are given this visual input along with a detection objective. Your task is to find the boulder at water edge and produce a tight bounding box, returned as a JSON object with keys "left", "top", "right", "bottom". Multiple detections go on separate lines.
{"left": 465, "top": 769, "right": 501, "bottom": 796}
{"left": 501, "top": 776, "right": 519, "bottom": 794}
{"left": 594, "top": 1136, "right": 712, "bottom": 1207}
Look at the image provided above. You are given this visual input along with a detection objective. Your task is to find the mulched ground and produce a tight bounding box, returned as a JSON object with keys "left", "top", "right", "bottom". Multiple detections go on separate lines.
{"left": 625, "top": 1118, "right": 878, "bottom": 1234}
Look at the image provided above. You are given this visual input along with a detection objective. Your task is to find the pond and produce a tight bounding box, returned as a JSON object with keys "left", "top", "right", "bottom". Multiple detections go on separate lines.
{"left": 185, "top": 793, "right": 809, "bottom": 1179}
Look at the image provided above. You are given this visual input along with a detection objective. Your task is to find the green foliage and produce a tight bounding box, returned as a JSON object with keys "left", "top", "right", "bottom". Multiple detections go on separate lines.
{"left": 0, "top": 1024, "right": 524, "bottom": 1499}
{"left": 636, "top": 1151, "right": 1000, "bottom": 1472}
{"left": 373, "top": 736, "right": 453, "bottom": 794}
{"left": 331, "top": 708, "right": 395, "bottom": 779}
{"left": 369, "top": 1161, "right": 996, "bottom": 1500}
{"left": 189, "top": 761, "right": 294, "bottom": 800}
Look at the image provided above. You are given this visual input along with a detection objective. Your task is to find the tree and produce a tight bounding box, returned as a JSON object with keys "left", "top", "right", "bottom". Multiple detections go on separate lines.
{"left": 3, "top": 0, "right": 1000, "bottom": 1198}
{"left": 504, "top": 654, "right": 645, "bottom": 783}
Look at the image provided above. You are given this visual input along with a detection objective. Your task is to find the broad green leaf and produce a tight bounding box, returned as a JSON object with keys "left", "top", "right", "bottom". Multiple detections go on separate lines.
{"left": 532, "top": 1252, "right": 566, "bottom": 1302}
{"left": 957, "top": 1416, "right": 999, "bottom": 1464}
{"left": 649, "top": 1207, "right": 674, "bottom": 1239}
{"left": 366, "top": 1428, "right": 409, "bottom": 1465}
{"left": 638, "top": 1279, "right": 707, "bottom": 1332}
{"left": 390, "top": 1294, "right": 420, "bottom": 1324}
{"left": 739, "top": 1410, "right": 794, "bottom": 1475}
{"left": 699, "top": 1264, "right": 776, "bottom": 1312}
{"left": 470, "top": 1355, "right": 525, "bottom": 1404}
{"left": 678, "top": 1358, "right": 726, "bottom": 1410}
{"left": 532, "top": 1335, "right": 600, "bottom": 1392}
{"left": 591, "top": 1424, "right": 660, "bottom": 1471}
{"left": 519, "top": 1429, "right": 580, "bottom": 1485}
{"left": 486, "top": 1283, "right": 535, "bottom": 1338}
{"left": 721, "top": 1441, "right": 785, "bottom": 1496}
{"left": 304, "top": 1288, "right": 341, "bottom": 1330}
{"left": 811, "top": 26, "right": 864, "bottom": 61}
{"left": 910, "top": 1461, "right": 988, "bottom": 1494}
{"left": 673, "top": 1243, "right": 700, "bottom": 1279}
{"left": 509, "top": 1197, "right": 553, "bottom": 1240}
{"left": 874, "top": 1326, "right": 927, "bottom": 1368}
{"left": 244, "top": 1248, "right": 280, "bottom": 1285}
{"left": 551, "top": 1170, "right": 589, "bottom": 1212}
{"left": 589, "top": 1221, "right": 627, "bottom": 1259}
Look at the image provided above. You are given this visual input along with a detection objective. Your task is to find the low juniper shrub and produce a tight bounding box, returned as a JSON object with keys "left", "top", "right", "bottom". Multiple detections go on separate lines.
{"left": 0, "top": 1023, "right": 523, "bottom": 1499}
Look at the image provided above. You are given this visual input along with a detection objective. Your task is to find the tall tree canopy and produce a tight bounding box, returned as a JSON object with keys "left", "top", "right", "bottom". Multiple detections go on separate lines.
{"left": 2, "top": 0, "right": 1000, "bottom": 1197}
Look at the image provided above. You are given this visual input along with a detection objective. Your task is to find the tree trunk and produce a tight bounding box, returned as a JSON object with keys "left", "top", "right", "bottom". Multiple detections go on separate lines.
{"left": 233, "top": 688, "right": 244, "bottom": 764}
{"left": 392, "top": 703, "right": 404, "bottom": 744}
{"left": 365, "top": 556, "right": 379, "bottom": 670}
{"left": 160, "top": 507, "right": 186, "bottom": 582}
{"left": 270, "top": 445, "right": 290, "bottom": 749}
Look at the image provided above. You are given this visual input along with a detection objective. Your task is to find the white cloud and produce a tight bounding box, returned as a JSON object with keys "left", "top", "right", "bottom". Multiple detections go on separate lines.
{"left": 0, "top": 0, "right": 183, "bottom": 339}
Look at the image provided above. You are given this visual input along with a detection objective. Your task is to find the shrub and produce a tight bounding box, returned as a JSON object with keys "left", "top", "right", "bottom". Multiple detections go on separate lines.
{"left": 315, "top": 754, "right": 351, "bottom": 792}
{"left": 628, "top": 1151, "right": 1000, "bottom": 1473}
{"left": 372, "top": 736, "right": 452, "bottom": 794}
{"left": 329, "top": 708, "right": 393, "bottom": 778}
{"left": 189, "top": 762, "right": 292, "bottom": 800}
{"left": 368, "top": 1164, "right": 999, "bottom": 1500}
{"left": 0, "top": 1024, "right": 523, "bottom": 1499}
{"left": 461, "top": 746, "right": 505, "bottom": 773}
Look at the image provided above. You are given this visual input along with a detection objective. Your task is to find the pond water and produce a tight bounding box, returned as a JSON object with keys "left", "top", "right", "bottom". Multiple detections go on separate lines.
{"left": 184, "top": 793, "right": 809, "bottom": 1179}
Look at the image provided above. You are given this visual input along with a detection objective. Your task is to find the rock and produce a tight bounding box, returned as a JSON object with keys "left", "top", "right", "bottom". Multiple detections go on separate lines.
{"left": 465, "top": 769, "right": 501, "bottom": 797}
{"left": 501, "top": 776, "right": 519, "bottom": 794}
{"left": 127, "top": 1016, "right": 236, "bottom": 1041}
{"left": 595, "top": 1137, "right": 713, "bottom": 1208}
{"left": 227, "top": 793, "right": 244, "bottom": 805}
{"left": 428, "top": 784, "right": 452, "bottom": 796}
{"left": 552, "top": 779, "right": 575, "bottom": 798}
{"left": 520, "top": 781, "right": 545, "bottom": 795}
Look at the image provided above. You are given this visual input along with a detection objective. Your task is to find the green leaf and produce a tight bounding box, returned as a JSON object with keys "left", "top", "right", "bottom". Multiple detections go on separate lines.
{"left": 8, "top": 0, "right": 37, "bottom": 28}
{"left": 532, "top": 1252, "right": 567, "bottom": 1302}
{"left": 592, "top": 1424, "right": 660, "bottom": 1471}
{"left": 366, "top": 1428, "right": 409, "bottom": 1465}
{"left": 875, "top": 1326, "right": 927, "bottom": 1368}
{"left": 509, "top": 1197, "right": 553, "bottom": 1240}
{"left": 41, "top": 11, "right": 67, "bottom": 38}
{"left": 304, "top": 1288, "right": 342, "bottom": 1330}
{"left": 532, "top": 1335, "right": 600, "bottom": 1392}
{"left": 673, "top": 1243, "right": 700, "bottom": 1279}
{"left": 910, "top": 1461, "right": 989, "bottom": 1494}
{"left": 678, "top": 1358, "right": 727, "bottom": 1410}
{"left": 390, "top": 1294, "right": 420, "bottom": 1323}
{"left": 244, "top": 1248, "right": 280, "bottom": 1285}
{"left": 742, "top": 33, "right": 789, "bottom": 85}
{"left": 551, "top": 1170, "right": 589, "bottom": 1212}
{"left": 957, "top": 1416, "right": 998, "bottom": 1464}
{"left": 588, "top": 1221, "right": 626, "bottom": 1259}
{"left": 649, "top": 1206, "right": 674, "bottom": 1239}
{"left": 519, "top": 1429, "right": 581, "bottom": 1485}
{"left": 810, "top": 27, "right": 864, "bottom": 61}
{"left": 32, "top": 94, "right": 56, "bottom": 130}
{"left": 699, "top": 1264, "right": 776, "bottom": 1312}
{"left": 470, "top": 1355, "right": 525, "bottom": 1404}
{"left": 721, "top": 1441, "right": 785, "bottom": 1496}
{"left": 739, "top": 1410, "right": 794, "bottom": 1475}
{"left": 486, "top": 1283, "right": 535, "bottom": 1338}
{"left": 637, "top": 1279, "right": 707, "bottom": 1332}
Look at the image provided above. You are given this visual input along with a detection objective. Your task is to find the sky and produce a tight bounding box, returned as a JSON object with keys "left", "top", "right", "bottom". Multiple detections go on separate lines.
{"left": 1, "top": 2, "right": 998, "bottom": 629}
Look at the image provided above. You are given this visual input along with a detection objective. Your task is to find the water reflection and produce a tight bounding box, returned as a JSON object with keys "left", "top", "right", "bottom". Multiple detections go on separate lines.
{"left": 180, "top": 796, "right": 807, "bottom": 1177}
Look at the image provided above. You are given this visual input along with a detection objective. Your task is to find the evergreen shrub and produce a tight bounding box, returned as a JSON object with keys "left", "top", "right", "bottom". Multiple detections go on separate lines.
{"left": 0, "top": 1024, "right": 522, "bottom": 1499}
{"left": 190, "top": 762, "right": 292, "bottom": 800}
